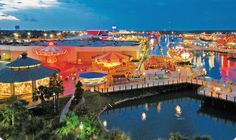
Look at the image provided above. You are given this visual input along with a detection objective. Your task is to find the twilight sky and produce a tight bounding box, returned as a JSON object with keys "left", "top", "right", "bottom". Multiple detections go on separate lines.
{"left": 0, "top": 0, "right": 235, "bottom": 30}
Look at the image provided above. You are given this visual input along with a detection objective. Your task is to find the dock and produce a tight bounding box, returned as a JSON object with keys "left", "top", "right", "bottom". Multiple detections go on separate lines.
{"left": 95, "top": 75, "right": 236, "bottom": 104}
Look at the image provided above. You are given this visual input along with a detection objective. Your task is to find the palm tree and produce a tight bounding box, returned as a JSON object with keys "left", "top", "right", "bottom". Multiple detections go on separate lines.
{"left": 49, "top": 74, "right": 64, "bottom": 110}
{"left": 0, "top": 101, "right": 28, "bottom": 127}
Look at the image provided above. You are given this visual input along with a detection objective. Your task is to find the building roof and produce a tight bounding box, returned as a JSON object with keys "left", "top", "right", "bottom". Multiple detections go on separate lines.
{"left": 79, "top": 72, "right": 107, "bottom": 79}
{"left": 6, "top": 53, "right": 41, "bottom": 67}
{"left": 0, "top": 53, "right": 58, "bottom": 83}
{"left": 0, "top": 66, "right": 58, "bottom": 83}
{"left": 95, "top": 52, "right": 130, "bottom": 61}
{"left": 28, "top": 40, "right": 139, "bottom": 47}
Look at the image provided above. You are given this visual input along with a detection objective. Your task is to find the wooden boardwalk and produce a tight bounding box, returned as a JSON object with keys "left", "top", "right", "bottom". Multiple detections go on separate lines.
{"left": 95, "top": 77, "right": 236, "bottom": 104}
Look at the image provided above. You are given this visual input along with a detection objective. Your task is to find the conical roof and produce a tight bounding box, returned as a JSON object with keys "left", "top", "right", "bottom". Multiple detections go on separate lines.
{"left": 95, "top": 52, "right": 130, "bottom": 61}
{"left": 0, "top": 66, "right": 58, "bottom": 83}
{"left": 6, "top": 53, "right": 41, "bottom": 68}
{"left": 0, "top": 53, "right": 58, "bottom": 83}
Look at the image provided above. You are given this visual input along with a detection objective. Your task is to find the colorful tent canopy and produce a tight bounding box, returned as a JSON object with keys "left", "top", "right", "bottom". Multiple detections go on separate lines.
{"left": 95, "top": 52, "right": 130, "bottom": 62}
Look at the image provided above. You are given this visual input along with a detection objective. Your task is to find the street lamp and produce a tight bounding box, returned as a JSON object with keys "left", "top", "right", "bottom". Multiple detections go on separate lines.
{"left": 53, "top": 92, "right": 56, "bottom": 113}
{"left": 43, "top": 33, "right": 48, "bottom": 40}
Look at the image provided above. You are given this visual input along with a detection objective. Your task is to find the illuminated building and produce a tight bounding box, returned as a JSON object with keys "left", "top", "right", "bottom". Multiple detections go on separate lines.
{"left": 0, "top": 40, "right": 140, "bottom": 65}
{"left": 36, "top": 42, "right": 67, "bottom": 64}
{"left": 94, "top": 52, "right": 131, "bottom": 68}
{"left": 0, "top": 53, "right": 58, "bottom": 100}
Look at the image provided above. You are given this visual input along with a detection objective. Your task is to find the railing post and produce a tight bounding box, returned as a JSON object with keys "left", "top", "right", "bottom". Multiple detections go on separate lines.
{"left": 113, "top": 87, "right": 114, "bottom": 92}
{"left": 218, "top": 93, "right": 219, "bottom": 99}
{"left": 119, "top": 86, "right": 121, "bottom": 90}
{"left": 107, "top": 88, "right": 108, "bottom": 93}
{"left": 153, "top": 82, "right": 154, "bottom": 86}
{"left": 131, "top": 85, "right": 133, "bottom": 89}
{"left": 125, "top": 85, "right": 126, "bottom": 90}
{"left": 147, "top": 83, "right": 149, "bottom": 87}
{"left": 226, "top": 95, "right": 228, "bottom": 101}
{"left": 102, "top": 88, "right": 104, "bottom": 93}
{"left": 168, "top": 80, "right": 169, "bottom": 85}
{"left": 137, "top": 84, "right": 138, "bottom": 89}
{"left": 234, "top": 96, "right": 236, "bottom": 103}
{"left": 204, "top": 90, "right": 205, "bottom": 96}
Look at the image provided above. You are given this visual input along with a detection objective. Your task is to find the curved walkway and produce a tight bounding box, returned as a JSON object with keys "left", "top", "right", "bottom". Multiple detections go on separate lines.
{"left": 59, "top": 95, "right": 74, "bottom": 122}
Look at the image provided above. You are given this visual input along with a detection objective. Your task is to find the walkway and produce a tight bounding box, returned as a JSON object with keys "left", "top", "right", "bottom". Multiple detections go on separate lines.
{"left": 96, "top": 72, "right": 236, "bottom": 104}
{"left": 185, "top": 45, "right": 236, "bottom": 55}
{"left": 59, "top": 95, "right": 74, "bottom": 122}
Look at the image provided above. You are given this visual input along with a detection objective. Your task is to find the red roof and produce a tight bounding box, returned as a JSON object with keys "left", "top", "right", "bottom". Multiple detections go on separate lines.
{"left": 95, "top": 52, "right": 130, "bottom": 61}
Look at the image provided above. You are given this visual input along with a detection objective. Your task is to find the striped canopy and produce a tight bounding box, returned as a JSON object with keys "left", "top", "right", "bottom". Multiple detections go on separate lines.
{"left": 95, "top": 52, "right": 130, "bottom": 62}
{"left": 36, "top": 46, "right": 66, "bottom": 56}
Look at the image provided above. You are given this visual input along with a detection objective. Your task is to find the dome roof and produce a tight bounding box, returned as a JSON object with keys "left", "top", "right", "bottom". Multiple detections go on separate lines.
{"left": 79, "top": 72, "right": 107, "bottom": 79}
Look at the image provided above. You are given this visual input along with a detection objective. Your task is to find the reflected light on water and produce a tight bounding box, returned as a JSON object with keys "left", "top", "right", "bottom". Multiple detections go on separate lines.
{"left": 144, "top": 103, "right": 149, "bottom": 111}
{"left": 141, "top": 112, "right": 147, "bottom": 121}
{"left": 175, "top": 105, "right": 182, "bottom": 118}
{"left": 103, "top": 120, "right": 108, "bottom": 127}
{"left": 157, "top": 102, "right": 161, "bottom": 112}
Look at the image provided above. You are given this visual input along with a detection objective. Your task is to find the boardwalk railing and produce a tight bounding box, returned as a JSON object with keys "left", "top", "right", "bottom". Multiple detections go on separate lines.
{"left": 95, "top": 77, "right": 236, "bottom": 104}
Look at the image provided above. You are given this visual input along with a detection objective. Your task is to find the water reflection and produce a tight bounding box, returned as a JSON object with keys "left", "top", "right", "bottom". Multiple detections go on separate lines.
{"left": 192, "top": 51, "right": 236, "bottom": 82}
{"left": 144, "top": 103, "right": 149, "bottom": 111}
{"left": 141, "top": 112, "right": 147, "bottom": 121}
{"left": 157, "top": 102, "right": 161, "bottom": 112}
{"left": 100, "top": 92, "right": 236, "bottom": 140}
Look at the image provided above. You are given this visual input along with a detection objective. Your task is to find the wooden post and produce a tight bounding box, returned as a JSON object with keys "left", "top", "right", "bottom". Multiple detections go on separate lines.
{"left": 234, "top": 96, "right": 236, "bottom": 103}
{"left": 131, "top": 85, "right": 133, "bottom": 89}
{"left": 113, "top": 87, "right": 114, "bottom": 92}
{"left": 102, "top": 88, "right": 104, "bottom": 93}
{"left": 125, "top": 85, "right": 126, "bottom": 90}
{"left": 226, "top": 95, "right": 228, "bottom": 101}
{"left": 107, "top": 88, "right": 108, "bottom": 93}
{"left": 137, "top": 84, "right": 138, "bottom": 89}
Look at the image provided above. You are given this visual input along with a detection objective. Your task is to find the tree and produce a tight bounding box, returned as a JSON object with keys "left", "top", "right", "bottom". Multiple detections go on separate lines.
{"left": 49, "top": 74, "right": 64, "bottom": 96}
{"left": 33, "top": 85, "right": 51, "bottom": 103}
{"left": 57, "top": 112, "right": 98, "bottom": 139}
{"left": 0, "top": 100, "right": 28, "bottom": 127}
{"left": 49, "top": 74, "right": 64, "bottom": 111}
{"left": 74, "top": 81, "right": 84, "bottom": 102}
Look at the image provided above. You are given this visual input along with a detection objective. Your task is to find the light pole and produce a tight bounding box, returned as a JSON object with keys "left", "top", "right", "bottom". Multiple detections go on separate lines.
{"left": 53, "top": 92, "right": 56, "bottom": 113}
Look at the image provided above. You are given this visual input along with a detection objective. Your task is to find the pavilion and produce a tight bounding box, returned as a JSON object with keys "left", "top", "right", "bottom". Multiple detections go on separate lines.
{"left": 0, "top": 53, "right": 58, "bottom": 100}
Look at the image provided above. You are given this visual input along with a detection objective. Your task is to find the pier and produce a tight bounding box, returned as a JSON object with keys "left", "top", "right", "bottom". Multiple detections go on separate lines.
{"left": 95, "top": 75, "right": 236, "bottom": 105}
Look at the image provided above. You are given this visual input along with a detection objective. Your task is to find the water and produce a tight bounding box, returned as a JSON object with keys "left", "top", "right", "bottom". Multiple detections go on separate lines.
{"left": 156, "top": 36, "right": 236, "bottom": 82}
{"left": 100, "top": 91, "right": 236, "bottom": 140}
{"left": 192, "top": 51, "right": 236, "bottom": 82}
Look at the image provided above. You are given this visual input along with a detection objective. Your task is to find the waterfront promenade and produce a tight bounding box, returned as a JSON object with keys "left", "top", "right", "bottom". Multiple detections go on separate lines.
{"left": 95, "top": 72, "right": 236, "bottom": 104}
{"left": 185, "top": 44, "right": 236, "bottom": 55}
